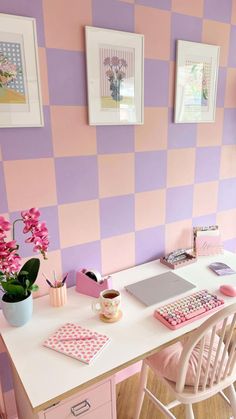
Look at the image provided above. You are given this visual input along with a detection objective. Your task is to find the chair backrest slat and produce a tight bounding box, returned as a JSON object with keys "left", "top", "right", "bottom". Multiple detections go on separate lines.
{"left": 202, "top": 326, "right": 216, "bottom": 391}
{"left": 194, "top": 336, "right": 205, "bottom": 393}
{"left": 209, "top": 317, "right": 228, "bottom": 387}
{"left": 176, "top": 303, "right": 236, "bottom": 395}
{"left": 223, "top": 339, "right": 236, "bottom": 379}
{"left": 216, "top": 314, "right": 236, "bottom": 383}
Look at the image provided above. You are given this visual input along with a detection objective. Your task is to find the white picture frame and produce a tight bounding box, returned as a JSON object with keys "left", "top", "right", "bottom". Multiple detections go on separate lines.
{"left": 0, "top": 13, "right": 44, "bottom": 128}
{"left": 85, "top": 26, "right": 144, "bottom": 126}
{"left": 174, "top": 40, "right": 220, "bottom": 123}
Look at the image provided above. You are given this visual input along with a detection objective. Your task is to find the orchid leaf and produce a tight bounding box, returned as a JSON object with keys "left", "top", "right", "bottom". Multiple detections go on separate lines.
{"left": 19, "top": 258, "right": 40, "bottom": 286}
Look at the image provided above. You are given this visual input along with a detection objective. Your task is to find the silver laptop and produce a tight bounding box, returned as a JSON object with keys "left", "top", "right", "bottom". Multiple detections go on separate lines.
{"left": 125, "top": 271, "right": 195, "bottom": 306}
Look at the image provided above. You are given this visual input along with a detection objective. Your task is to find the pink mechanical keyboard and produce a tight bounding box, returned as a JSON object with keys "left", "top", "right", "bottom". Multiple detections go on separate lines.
{"left": 154, "top": 289, "right": 224, "bottom": 330}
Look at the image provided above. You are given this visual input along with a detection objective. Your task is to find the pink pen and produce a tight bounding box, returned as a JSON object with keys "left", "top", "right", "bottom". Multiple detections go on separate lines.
{"left": 58, "top": 335, "right": 98, "bottom": 342}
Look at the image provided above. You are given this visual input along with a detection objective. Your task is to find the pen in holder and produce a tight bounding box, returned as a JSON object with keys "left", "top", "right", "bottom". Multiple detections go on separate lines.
{"left": 43, "top": 271, "right": 68, "bottom": 307}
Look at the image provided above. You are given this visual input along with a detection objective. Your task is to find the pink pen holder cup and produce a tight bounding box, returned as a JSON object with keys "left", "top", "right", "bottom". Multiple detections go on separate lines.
{"left": 76, "top": 269, "right": 112, "bottom": 298}
{"left": 49, "top": 284, "right": 67, "bottom": 307}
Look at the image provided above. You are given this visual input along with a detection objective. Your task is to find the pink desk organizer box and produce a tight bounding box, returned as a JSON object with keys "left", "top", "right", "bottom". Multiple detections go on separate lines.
{"left": 76, "top": 269, "right": 113, "bottom": 298}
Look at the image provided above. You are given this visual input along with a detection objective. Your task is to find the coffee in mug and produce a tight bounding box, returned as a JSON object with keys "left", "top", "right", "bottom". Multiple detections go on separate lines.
{"left": 92, "top": 289, "right": 121, "bottom": 319}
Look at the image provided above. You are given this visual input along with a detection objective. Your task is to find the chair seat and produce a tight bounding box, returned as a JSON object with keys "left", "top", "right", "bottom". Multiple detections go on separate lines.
{"left": 146, "top": 333, "right": 228, "bottom": 387}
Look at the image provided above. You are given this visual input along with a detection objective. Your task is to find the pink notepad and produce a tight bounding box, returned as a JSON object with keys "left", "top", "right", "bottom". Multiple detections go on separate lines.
{"left": 43, "top": 323, "right": 110, "bottom": 364}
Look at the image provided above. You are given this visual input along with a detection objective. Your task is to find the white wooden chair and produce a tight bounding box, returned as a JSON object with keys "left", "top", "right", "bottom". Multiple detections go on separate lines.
{"left": 134, "top": 303, "right": 236, "bottom": 419}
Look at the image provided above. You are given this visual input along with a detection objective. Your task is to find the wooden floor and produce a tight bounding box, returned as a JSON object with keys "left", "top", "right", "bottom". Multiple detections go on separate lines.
{"left": 116, "top": 369, "right": 233, "bottom": 419}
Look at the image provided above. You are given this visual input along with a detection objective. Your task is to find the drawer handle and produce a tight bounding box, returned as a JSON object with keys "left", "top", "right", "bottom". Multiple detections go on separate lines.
{"left": 71, "top": 399, "right": 91, "bottom": 416}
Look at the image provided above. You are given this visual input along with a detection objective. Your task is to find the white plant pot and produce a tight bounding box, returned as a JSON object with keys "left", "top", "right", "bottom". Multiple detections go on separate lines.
{"left": 2, "top": 293, "right": 33, "bottom": 327}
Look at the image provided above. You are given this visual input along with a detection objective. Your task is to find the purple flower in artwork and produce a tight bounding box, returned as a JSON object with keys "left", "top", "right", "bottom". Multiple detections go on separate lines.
{"left": 103, "top": 55, "right": 128, "bottom": 102}
{"left": 111, "top": 56, "right": 120, "bottom": 66}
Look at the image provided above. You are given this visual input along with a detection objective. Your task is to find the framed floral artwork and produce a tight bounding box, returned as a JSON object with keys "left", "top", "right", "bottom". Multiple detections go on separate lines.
{"left": 85, "top": 26, "right": 144, "bottom": 125}
{"left": 174, "top": 40, "right": 220, "bottom": 123}
{"left": 0, "top": 13, "right": 44, "bottom": 128}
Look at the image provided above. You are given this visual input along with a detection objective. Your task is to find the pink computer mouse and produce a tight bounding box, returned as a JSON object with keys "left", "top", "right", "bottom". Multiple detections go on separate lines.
{"left": 219, "top": 284, "right": 236, "bottom": 297}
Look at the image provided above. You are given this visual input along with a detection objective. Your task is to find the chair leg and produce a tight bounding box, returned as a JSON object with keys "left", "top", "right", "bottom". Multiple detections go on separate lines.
{"left": 225, "top": 384, "right": 236, "bottom": 417}
{"left": 133, "top": 362, "right": 149, "bottom": 419}
{"left": 185, "top": 403, "right": 195, "bottom": 419}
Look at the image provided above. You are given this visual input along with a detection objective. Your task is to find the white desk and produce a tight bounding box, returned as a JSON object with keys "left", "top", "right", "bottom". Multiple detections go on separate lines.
{"left": 1, "top": 251, "right": 236, "bottom": 418}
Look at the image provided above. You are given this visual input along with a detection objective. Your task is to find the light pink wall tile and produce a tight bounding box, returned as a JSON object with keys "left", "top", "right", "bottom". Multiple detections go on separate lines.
{"left": 101, "top": 233, "right": 135, "bottom": 275}
{"left": 2, "top": 389, "right": 17, "bottom": 419}
{"left": 167, "top": 148, "right": 195, "bottom": 187}
{"left": 217, "top": 209, "right": 236, "bottom": 240}
{"left": 172, "top": 0, "right": 204, "bottom": 17}
{"left": 4, "top": 159, "right": 57, "bottom": 212}
{"left": 225, "top": 68, "right": 236, "bottom": 108}
{"left": 58, "top": 201, "right": 100, "bottom": 248}
{"left": 98, "top": 154, "right": 134, "bottom": 198}
{"left": 38, "top": 47, "right": 49, "bottom": 106}
{"left": 43, "top": 0, "right": 92, "bottom": 50}
{"left": 135, "top": 6, "right": 171, "bottom": 60}
{"left": 51, "top": 106, "right": 96, "bottom": 157}
{"left": 232, "top": 0, "right": 236, "bottom": 24}
{"left": 34, "top": 250, "right": 63, "bottom": 297}
{"left": 202, "top": 20, "right": 230, "bottom": 67}
{"left": 135, "top": 108, "right": 168, "bottom": 151}
{"left": 165, "top": 219, "right": 193, "bottom": 254}
{"left": 135, "top": 190, "right": 166, "bottom": 230}
{"left": 193, "top": 182, "right": 218, "bottom": 217}
{"left": 220, "top": 145, "right": 236, "bottom": 178}
{"left": 197, "top": 108, "right": 224, "bottom": 146}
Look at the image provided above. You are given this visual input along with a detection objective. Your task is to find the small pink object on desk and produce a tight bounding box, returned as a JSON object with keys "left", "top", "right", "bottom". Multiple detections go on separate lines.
{"left": 219, "top": 285, "right": 236, "bottom": 297}
{"left": 76, "top": 269, "right": 112, "bottom": 298}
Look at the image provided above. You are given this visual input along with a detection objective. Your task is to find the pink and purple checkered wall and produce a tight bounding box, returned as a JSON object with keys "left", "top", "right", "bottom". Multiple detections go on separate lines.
{"left": 0, "top": 0, "right": 236, "bottom": 407}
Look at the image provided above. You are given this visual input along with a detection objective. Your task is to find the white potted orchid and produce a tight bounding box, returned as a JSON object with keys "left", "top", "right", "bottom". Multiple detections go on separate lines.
{"left": 0, "top": 208, "right": 49, "bottom": 326}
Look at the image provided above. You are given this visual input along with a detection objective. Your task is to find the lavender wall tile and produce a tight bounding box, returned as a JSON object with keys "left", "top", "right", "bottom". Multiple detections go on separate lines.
{"left": 92, "top": 0, "right": 134, "bottom": 32}
{"left": 0, "top": 163, "right": 8, "bottom": 213}
{"left": 61, "top": 241, "right": 101, "bottom": 286}
{"left": 97, "top": 126, "right": 134, "bottom": 154}
{"left": 136, "top": 0, "right": 171, "bottom": 10}
{"left": 228, "top": 26, "right": 236, "bottom": 67}
{"left": 0, "top": 352, "right": 13, "bottom": 392}
{"left": 217, "top": 68, "right": 227, "bottom": 107}
{"left": 10, "top": 206, "right": 60, "bottom": 258}
{"left": 135, "top": 151, "right": 167, "bottom": 192}
{"left": 0, "top": 0, "right": 45, "bottom": 46}
{"left": 145, "top": 59, "right": 169, "bottom": 106}
{"left": 171, "top": 14, "right": 202, "bottom": 60}
{"left": 195, "top": 147, "right": 221, "bottom": 182}
{"left": 168, "top": 109, "right": 197, "bottom": 148}
{"left": 55, "top": 156, "right": 98, "bottom": 204}
{"left": 204, "top": 0, "right": 232, "bottom": 23}
{"left": 192, "top": 213, "right": 217, "bottom": 227}
{"left": 166, "top": 186, "right": 193, "bottom": 223}
{"left": 223, "top": 109, "right": 236, "bottom": 144}
{"left": 47, "top": 50, "right": 87, "bottom": 106}
{"left": 223, "top": 238, "right": 236, "bottom": 252}
{"left": 135, "top": 225, "right": 165, "bottom": 265}
{"left": 0, "top": 107, "right": 53, "bottom": 160}
{"left": 100, "top": 195, "right": 134, "bottom": 238}
{"left": 218, "top": 178, "right": 236, "bottom": 211}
